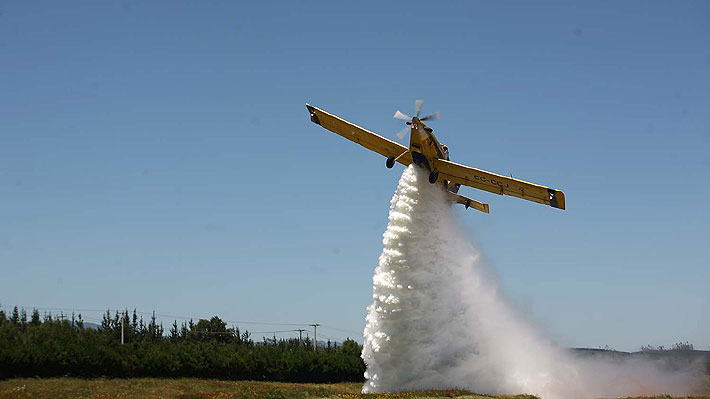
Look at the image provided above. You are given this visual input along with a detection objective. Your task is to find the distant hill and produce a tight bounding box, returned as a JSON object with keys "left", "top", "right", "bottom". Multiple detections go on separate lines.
{"left": 82, "top": 321, "right": 100, "bottom": 330}
{"left": 570, "top": 348, "right": 710, "bottom": 373}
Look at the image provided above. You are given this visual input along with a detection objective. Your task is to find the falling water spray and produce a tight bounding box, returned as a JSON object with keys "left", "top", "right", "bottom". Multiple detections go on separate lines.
{"left": 361, "top": 165, "right": 700, "bottom": 398}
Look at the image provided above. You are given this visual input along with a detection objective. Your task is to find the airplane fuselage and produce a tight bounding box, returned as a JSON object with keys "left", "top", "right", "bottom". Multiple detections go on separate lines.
{"left": 408, "top": 117, "right": 444, "bottom": 167}
{"left": 407, "top": 117, "right": 460, "bottom": 193}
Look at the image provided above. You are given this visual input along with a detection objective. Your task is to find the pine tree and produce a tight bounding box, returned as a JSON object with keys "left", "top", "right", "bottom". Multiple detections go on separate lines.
{"left": 169, "top": 320, "right": 179, "bottom": 341}
{"left": 235, "top": 327, "right": 241, "bottom": 344}
{"left": 112, "top": 311, "right": 120, "bottom": 332}
{"left": 148, "top": 311, "right": 159, "bottom": 341}
{"left": 121, "top": 310, "right": 130, "bottom": 341}
{"left": 0, "top": 308, "right": 367, "bottom": 382}
{"left": 131, "top": 309, "right": 139, "bottom": 335}
{"left": 10, "top": 306, "right": 19, "bottom": 325}
{"left": 188, "top": 319, "right": 195, "bottom": 340}
{"left": 180, "top": 321, "right": 189, "bottom": 340}
{"left": 100, "top": 309, "right": 112, "bottom": 332}
{"left": 139, "top": 315, "right": 146, "bottom": 338}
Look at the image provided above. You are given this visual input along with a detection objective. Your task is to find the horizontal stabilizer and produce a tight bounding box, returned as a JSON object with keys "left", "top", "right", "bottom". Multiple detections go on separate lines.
{"left": 448, "top": 191, "right": 490, "bottom": 214}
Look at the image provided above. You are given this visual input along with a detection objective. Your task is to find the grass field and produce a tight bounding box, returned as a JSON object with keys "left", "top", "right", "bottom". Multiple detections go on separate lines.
{"left": 0, "top": 378, "right": 708, "bottom": 399}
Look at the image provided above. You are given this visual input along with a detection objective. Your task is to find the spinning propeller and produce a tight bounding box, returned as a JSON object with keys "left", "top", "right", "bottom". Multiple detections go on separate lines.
{"left": 394, "top": 100, "right": 439, "bottom": 140}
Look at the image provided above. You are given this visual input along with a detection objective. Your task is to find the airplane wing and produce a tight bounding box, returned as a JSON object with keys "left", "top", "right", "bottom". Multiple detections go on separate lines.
{"left": 306, "top": 103, "right": 412, "bottom": 165}
{"left": 433, "top": 159, "right": 565, "bottom": 210}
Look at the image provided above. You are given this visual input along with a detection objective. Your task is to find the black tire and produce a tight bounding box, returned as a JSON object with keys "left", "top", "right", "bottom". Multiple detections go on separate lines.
{"left": 428, "top": 170, "right": 439, "bottom": 184}
{"left": 386, "top": 156, "right": 396, "bottom": 169}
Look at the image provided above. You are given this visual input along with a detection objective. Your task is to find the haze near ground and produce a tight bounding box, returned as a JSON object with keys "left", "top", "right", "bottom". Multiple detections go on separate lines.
{"left": 362, "top": 166, "right": 703, "bottom": 398}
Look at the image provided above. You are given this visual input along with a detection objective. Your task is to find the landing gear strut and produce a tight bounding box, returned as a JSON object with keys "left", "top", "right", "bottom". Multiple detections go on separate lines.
{"left": 386, "top": 156, "right": 395, "bottom": 169}
{"left": 428, "top": 170, "right": 439, "bottom": 184}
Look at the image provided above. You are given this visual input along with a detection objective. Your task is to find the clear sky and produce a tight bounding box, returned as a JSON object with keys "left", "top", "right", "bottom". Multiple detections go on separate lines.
{"left": 1, "top": 1, "right": 708, "bottom": 351}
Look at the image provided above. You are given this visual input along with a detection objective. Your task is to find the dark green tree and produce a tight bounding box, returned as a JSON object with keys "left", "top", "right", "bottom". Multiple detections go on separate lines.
{"left": 131, "top": 309, "right": 139, "bottom": 334}
{"left": 339, "top": 338, "right": 361, "bottom": 356}
{"left": 169, "top": 320, "right": 179, "bottom": 341}
{"left": 100, "top": 309, "right": 112, "bottom": 332}
{"left": 10, "top": 306, "right": 19, "bottom": 325}
{"left": 0, "top": 308, "right": 366, "bottom": 382}
{"left": 194, "top": 316, "right": 232, "bottom": 343}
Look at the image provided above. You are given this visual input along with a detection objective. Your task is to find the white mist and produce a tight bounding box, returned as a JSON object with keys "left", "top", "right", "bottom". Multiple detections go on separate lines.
{"left": 361, "top": 165, "right": 699, "bottom": 398}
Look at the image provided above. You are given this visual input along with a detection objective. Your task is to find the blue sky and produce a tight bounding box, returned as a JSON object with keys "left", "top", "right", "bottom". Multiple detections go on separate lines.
{"left": 1, "top": 1, "right": 708, "bottom": 351}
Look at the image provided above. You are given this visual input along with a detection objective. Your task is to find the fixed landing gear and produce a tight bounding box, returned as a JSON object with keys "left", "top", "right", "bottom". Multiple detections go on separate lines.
{"left": 428, "top": 170, "right": 439, "bottom": 184}
{"left": 386, "top": 156, "right": 395, "bottom": 169}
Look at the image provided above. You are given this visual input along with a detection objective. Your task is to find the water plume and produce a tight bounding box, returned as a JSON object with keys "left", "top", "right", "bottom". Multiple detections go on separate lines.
{"left": 361, "top": 165, "right": 701, "bottom": 398}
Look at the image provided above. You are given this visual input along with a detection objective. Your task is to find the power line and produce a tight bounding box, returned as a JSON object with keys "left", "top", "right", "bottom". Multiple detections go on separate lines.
{"left": 1, "top": 304, "right": 359, "bottom": 341}
{"left": 250, "top": 329, "right": 302, "bottom": 334}
{"left": 295, "top": 328, "right": 306, "bottom": 343}
{"left": 2, "top": 305, "right": 313, "bottom": 328}
{"left": 319, "top": 324, "right": 361, "bottom": 336}
{"left": 315, "top": 331, "right": 338, "bottom": 341}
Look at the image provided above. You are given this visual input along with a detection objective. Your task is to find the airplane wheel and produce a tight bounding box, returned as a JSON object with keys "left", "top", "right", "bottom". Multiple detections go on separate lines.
{"left": 386, "top": 156, "right": 395, "bottom": 169}
{"left": 428, "top": 170, "right": 439, "bottom": 184}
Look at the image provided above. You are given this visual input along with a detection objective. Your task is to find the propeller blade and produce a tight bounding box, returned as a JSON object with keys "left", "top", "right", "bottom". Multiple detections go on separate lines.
{"left": 415, "top": 100, "right": 424, "bottom": 117}
{"left": 420, "top": 112, "right": 439, "bottom": 121}
{"left": 393, "top": 110, "right": 411, "bottom": 120}
{"left": 396, "top": 126, "right": 410, "bottom": 140}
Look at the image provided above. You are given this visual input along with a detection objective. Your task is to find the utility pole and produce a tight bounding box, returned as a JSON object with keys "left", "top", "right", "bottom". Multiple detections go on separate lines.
{"left": 310, "top": 324, "right": 320, "bottom": 352}
{"left": 295, "top": 329, "right": 306, "bottom": 345}
{"left": 120, "top": 310, "right": 125, "bottom": 345}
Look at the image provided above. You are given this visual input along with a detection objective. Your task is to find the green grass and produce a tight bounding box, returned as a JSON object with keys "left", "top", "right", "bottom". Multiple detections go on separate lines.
{"left": 0, "top": 378, "right": 709, "bottom": 399}
{"left": 0, "top": 379, "right": 358, "bottom": 399}
{"left": 0, "top": 379, "right": 532, "bottom": 399}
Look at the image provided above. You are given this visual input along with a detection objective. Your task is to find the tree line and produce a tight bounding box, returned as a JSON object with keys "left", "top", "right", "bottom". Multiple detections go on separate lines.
{"left": 0, "top": 306, "right": 365, "bottom": 382}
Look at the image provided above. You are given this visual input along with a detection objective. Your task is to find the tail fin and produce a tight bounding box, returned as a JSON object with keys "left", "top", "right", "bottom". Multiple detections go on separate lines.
{"left": 447, "top": 191, "right": 490, "bottom": 214}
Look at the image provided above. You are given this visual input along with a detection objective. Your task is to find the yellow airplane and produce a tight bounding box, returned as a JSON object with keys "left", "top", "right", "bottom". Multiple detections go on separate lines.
{"left": 305, "top": 101, "right": 565, "bottom": 214}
